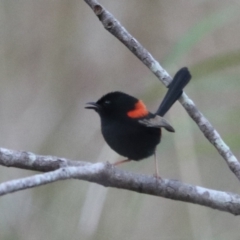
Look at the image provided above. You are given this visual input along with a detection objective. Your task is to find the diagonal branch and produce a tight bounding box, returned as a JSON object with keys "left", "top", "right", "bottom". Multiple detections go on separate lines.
{"left": 84, "top": 0, "right": 240, "bottom": 181}
{"left": 0, "top": 147, "right": 240, "bottom": 215}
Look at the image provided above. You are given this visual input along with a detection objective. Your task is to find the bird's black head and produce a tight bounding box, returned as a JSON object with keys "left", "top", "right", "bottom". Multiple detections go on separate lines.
{"left": 85, "top": 91, "right": 149, "bottom": 120}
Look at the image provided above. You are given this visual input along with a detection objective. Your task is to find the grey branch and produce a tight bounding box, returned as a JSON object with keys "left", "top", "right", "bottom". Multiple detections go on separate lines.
{"left": 0, "top": 147, "right": 240, "bottom": 215}
{"left": 84, "top": 0, "right": 240, "bottom": 181}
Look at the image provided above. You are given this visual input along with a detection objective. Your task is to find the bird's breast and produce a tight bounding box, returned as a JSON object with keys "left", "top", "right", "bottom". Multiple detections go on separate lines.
{"left": 100, "top": 118, "right": 161, "bottom": 160}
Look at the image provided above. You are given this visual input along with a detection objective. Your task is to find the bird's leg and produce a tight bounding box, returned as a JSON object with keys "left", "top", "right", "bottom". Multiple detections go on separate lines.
{"left": 113, "top": 159, "right": 131, "bottom": 166}
{"left": 154, "top": 152, "right": 161, "bottom": 179}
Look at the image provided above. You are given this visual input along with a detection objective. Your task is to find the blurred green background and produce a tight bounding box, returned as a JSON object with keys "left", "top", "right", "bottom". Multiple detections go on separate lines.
{"left": 0, "top": 1, "right": 240, "bottom": 240}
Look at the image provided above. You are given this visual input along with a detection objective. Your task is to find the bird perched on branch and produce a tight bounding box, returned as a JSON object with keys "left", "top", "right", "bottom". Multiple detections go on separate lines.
{"left": 85, "top": 67, "right": 191, "bottom": 177}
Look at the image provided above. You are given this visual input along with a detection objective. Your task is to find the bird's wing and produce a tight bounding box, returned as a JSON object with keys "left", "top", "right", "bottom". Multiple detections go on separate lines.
{"left": 138, "top": 115, "right": 175, "bottom": 132}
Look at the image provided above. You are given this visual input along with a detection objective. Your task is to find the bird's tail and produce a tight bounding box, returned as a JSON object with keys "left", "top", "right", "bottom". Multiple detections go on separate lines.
{"left": 155, "top": 67, "right": 191, "bottom": 117}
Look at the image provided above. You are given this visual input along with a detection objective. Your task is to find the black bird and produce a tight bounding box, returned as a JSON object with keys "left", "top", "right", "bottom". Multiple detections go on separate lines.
{"left": 85, "top": 67, "right": 191, "bottom": 177}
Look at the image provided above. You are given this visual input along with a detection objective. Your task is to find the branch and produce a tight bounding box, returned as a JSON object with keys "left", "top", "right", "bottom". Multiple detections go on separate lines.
{"left": 0, "top": 147, "right": 90, "bottom": 171}
{"left": 0, "top": 163, "right": 104, "bottom": 196}
{"left": 0, "top": 147, "right": 240, "bottom": 215}
{"left": 84, "top": 0, "right": 240, "bottom": 181}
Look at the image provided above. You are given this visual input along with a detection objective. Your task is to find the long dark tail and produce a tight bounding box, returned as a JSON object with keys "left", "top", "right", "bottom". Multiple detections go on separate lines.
{"left": 155, "top": 67, "right": 191, "bottom": 117}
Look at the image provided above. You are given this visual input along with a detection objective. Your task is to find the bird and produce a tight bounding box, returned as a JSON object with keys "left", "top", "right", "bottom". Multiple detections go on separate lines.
{"left": 85, "top": 67, "right": 191, "bottom": 177}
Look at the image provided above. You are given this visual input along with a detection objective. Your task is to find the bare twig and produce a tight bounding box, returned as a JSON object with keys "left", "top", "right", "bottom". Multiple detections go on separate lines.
{"left": 0, "top": 147, "right": 89, "bottom": 171}
{"left": 0, "top": 163, "right": 105, "bottom": 196}
{"left": 0, "top": 148, "right": 240, "bottom": 215}
{"left": 83, "top": 0, "right": 240, "bottom": 181}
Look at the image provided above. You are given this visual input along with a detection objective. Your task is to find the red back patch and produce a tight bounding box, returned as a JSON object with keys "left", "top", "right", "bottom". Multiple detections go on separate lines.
{"left": 127, "top": 100, "right": 148, "bottom": 118}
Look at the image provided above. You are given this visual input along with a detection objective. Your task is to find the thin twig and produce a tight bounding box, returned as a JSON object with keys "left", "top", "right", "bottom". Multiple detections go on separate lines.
{"left": 84, "top": 0, "right": 240, "bottom": 181}
{"left": 0, "top": 163, "right": 105, "bottom": 196}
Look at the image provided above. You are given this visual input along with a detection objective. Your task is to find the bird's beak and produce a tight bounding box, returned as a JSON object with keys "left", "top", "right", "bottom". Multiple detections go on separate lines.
{"left": 85, "top": 102, "right": 100, "bottom": 110}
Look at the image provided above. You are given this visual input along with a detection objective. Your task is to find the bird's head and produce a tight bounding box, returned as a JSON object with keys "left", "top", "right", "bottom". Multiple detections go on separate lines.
{"left": 85, "top": 91, "right": 149, "bottom": 120}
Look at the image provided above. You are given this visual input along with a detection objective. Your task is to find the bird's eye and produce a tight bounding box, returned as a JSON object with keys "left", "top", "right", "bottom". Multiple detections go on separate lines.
{"left": 104, "top": 100, "right": 111, "bottom": 105}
